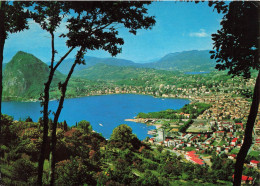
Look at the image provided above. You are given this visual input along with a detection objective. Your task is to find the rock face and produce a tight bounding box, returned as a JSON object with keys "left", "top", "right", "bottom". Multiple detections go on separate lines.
{"left": 3, "top": 51, "right": 50, "bottom": 100}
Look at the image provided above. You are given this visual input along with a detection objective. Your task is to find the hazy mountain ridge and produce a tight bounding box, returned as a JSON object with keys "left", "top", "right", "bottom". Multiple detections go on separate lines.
{"left": 2, "top": 50, "right": 216, "bottom": 100}
{"left": 74, "top": 63, "right": 177, "bottom": 81}
{"left": 143, "top": 50, "right": 216, "bottom": 71}
{"left": 57, "top": 56, "right": 140, "bottom": 74}
{"left": 56, "top": 50, "right": 216, "bottom": 74}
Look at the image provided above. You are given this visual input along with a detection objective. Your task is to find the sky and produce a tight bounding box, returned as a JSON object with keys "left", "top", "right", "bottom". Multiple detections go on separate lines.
{"left": 4, "top": 1, "right": 224, "bottom": 64}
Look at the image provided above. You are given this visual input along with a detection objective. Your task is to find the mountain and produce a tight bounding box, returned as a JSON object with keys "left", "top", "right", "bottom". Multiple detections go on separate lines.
{"left": 57, "top": 50, "right": 216, "bottom": 74}
{"left": 57, "top": 56, "right": 140, "bottom": 74}
{"left": 74, "top": 64, "right": 145, "bottom": 81}
{"left": 143, "top": 50, "right": 216, "bottom": 72}
{"left": 3, "top": 51, "right": 63, "bottom": 101}
{"left": 3, "top": 63, "right": 6, "bottom": 71}
{"left": 74, "top": 63, "right": 177, "bottom": 83}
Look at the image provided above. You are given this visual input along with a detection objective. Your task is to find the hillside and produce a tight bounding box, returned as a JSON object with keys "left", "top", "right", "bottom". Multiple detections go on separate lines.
{"left": 57, "top": 56, "right": 140, "bottom": 74}
{"left": 143, "top": 50, "right": 216, "bottom": 71}
{"left": 3, "top": 51, "right": 63, "bottom": 101}
{"left": 58, "top": 50, "right": 216, "bottom": 74}
{"left": 74, "top": 63, "right": 175, "bottom": 82}
{"left": 2, "top": 50, "right": 219, "bottom": 101}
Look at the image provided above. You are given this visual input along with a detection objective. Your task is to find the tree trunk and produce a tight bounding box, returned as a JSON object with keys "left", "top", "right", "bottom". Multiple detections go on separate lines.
{"left": 233, "top": 3, "right": 260, "bottom": 186}
{"left": 37, "top": 70, "right": 54, "bottom": 186}
{"left": 37, "top": 31, "right": 56, "bottom": 186}
{"left": 0, "top": 1, "right": 6, "bottom": 134}
{"left": 49, "top": 61, "right": 77, "bottom": 186}
{"left": 233, "top": 71, "right": 260, "bottom": 186}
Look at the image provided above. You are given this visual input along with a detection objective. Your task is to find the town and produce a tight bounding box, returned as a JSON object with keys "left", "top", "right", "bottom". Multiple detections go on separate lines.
{"left": 122, "top": 74, "right": 260, "bottom": 185}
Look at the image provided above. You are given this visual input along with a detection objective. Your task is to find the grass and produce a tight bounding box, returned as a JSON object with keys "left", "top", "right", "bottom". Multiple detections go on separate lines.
{"left": 219, "top": 140, "right": 227, "bottom": 146}
{"left": 43, "top": 160, "right": 50, "bottom": 171}
{"left": 185, "top": 147, "right": 196, "bottom": 151}
{"left": 249, "top": 150, "right": 260, "bottom": 157}
{"left": 231, "top": 149, "right": 240, "bottom": 154}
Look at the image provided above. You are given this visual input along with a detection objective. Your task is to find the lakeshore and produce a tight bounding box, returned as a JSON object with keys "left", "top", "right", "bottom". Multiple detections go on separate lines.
{"left": 2, "top": 94, "right": 189, "bottom": 140}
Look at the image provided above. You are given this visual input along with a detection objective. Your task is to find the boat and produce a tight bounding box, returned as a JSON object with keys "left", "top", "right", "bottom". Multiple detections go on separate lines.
{"left": 99, "top": 123, "right": 103, "bottom": 126}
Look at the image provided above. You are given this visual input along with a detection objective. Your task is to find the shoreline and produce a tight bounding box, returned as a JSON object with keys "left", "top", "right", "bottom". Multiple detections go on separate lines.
{"left": 125, "top": 118, "right": 162, "bottom": 129}
{"left": 2, "top": 92, "right": 192, "bottom": 103}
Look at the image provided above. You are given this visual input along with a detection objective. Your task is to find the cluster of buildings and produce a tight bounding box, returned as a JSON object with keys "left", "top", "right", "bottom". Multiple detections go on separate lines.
{"left": 147, "top": 118, "right": 260, "bottom": 170}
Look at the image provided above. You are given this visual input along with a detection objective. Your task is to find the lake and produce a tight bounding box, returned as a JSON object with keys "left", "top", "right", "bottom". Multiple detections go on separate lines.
{"left": 2, "top": 94, "right": 190, "bottom": 140}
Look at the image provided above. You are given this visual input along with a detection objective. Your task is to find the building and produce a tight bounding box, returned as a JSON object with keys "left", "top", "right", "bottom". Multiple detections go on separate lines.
{"left": 232, "top": 175, "right": 253, "bottom": 185}
{"left": 156, "top": 128, "right": 165, "bottom": 142}
{"left": 250, "top": 160, "right": 260, "bottom": 168}
{"left": 231, "top": 138, "right": 238, "bottom": 146}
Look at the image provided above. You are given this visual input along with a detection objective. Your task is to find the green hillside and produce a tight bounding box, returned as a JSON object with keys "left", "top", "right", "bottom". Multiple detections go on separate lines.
{"left": 3, "top": 51, "right": 63, "bottom": 101}
{"left": 144, "top": 50, "right": 216, "bottom": 72}
{"left": 57, "top": 56, "right": 139, "bottom": 74}
{"left": 74, "top": 63, "right": 176, "bottom": 82}
{"left": 58, "top": 50, "right": 216, "bottom": 74}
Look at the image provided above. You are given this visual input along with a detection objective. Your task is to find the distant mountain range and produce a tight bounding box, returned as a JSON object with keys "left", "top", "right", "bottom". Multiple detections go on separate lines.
{"left": 56, "top": 56, "right": 139, "bottom": 74}
{"left": 143, "top": 50, "right": 216, "bottom": 71}
{"left": 56, "top": 50, "right": 216, "bottom": 74}
{"left": 2, "top": 50, "right": 216, "bottom": 100}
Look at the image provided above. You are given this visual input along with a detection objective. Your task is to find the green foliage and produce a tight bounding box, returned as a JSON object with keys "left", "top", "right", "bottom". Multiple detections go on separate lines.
{"left": 0, "top": 115, "right": 237, "bottom": 185}
{"left": 137, "top": 103, "right": 211, "bottom": 120}
{"left": 211, "top": 2, "right": 258, "bottom": 78}
{"left": 55, "top": 158, "right": 96, "bottom": 186}
{"left": 11, "top": 158, "right": 37, "bottom": 183}
{"left": 179, "top": 119, "right": 193, "bottom": 133}
{"left": 109, "top": 124, "right": 141, "bottom": 150}
{"left": 157, "top": 145, "right": 164, "bottom": 153}
{"left": 77, "top": 120, "right": 92, "bottom": 133}
{"left": 25, "top": 116, "right": 33, "bottom": 122}
{"left": 137, "top": 170, "right": 159, "bottom": 186}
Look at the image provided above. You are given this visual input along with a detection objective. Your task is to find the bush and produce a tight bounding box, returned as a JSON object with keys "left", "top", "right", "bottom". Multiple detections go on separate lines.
{"left": 11, "top": 158, "right": 37, "bottom": 183}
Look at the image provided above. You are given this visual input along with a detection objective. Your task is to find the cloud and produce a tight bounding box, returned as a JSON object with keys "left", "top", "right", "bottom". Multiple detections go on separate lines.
{"left": 189, "top": 29, "right": 208, "bottom": 37}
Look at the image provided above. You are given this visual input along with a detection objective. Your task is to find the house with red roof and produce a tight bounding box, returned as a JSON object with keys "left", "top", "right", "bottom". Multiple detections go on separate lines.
{"left": 250, "top": 160, "right": 260, "bottom": 169}
{"left": 232, "top": 175, "right": 253, "bottom": 185}
{"left": 148, "top": 138, "right": 155, "bottom": 144}
{"left": 235, "top": 123, "right": 244, "bottom": 130}
{"left": 185, "top": 151, "right": 204, "bottom": 166}
{"left": 231, "top": 138, "right": 238, "bottom": 146}
{"left": 224, "top": 148, "right": 229, "bottom": 154}
{"left": 228, "top": 154, "right": 236, "bottom": 160}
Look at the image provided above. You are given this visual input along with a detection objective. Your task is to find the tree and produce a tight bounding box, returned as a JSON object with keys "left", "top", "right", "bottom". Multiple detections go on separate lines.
{"left": 110, "top": 124, "right": 134, "bottom": 146}
{"left": 210, "top": 1, "right": 260, "bottom": 185}
{"left": 32, "top": 2, "right": 155, "bottom": 185}
{"left": 110, "top": 124, "right": 141, "bottom": 150}
{"left": 0, "top": 1, "right": 32, "bottom": 135}
{"left": 77, "top": 120, "right": 92, "bottom": 133}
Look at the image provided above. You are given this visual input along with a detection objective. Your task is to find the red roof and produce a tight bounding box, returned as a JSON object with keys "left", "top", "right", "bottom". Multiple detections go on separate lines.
{"left": 232, "top": 138, "right": 238, "bottom": 142}
{"left": 250, "top": 160, "right": 260, "bottom": 164}
{"left": 232, "top": 175, "right": 253, "bottom": 181}
{"left": 186, "top": 151, "right": 204, "bottom": 165}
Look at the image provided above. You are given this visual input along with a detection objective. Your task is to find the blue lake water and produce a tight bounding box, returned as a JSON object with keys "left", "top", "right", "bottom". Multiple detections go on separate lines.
{"left": 2, "top": 94, "right": 190, "bottom": 140}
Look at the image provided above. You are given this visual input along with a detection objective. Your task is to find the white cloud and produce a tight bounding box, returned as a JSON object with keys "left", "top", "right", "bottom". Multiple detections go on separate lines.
{"left": 189, "top": 29, "right": 208, "bottom": 38}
